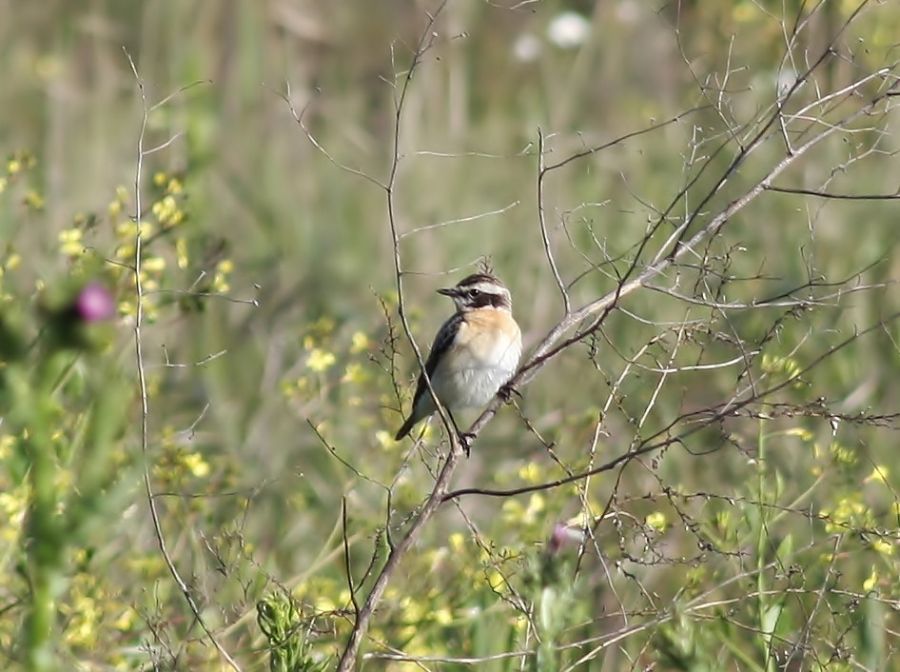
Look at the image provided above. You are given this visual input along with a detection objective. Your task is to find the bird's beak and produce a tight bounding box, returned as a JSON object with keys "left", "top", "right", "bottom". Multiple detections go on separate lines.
{"left": 436, "top": 287, "right": 456, "bottom": 297}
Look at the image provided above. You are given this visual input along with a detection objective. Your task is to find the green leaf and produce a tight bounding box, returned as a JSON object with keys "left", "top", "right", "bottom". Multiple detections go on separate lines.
{"left": 858, "top": 595, "right": 885, "bottom": 670}
{"left": 774, "top": 534, "right": 793, "bottom": 565}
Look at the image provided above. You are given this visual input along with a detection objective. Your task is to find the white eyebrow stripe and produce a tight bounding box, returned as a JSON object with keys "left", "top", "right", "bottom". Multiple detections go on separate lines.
{"left": 468, "top": 282, "right": 506, "bottom": 295}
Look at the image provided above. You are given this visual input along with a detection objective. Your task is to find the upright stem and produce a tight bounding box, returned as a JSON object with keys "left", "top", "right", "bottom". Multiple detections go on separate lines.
{"left": 755, "top": 418, "right": 775, "bottom": 672}
{"left": 23, "top": 374, "right": 63, "bottom": 672}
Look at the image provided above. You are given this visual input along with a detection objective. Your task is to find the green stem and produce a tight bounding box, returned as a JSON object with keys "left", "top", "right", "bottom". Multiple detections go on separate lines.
{"left": 21, "top": 361, "right": 66, "bottom": 672}
{"left": 755, "top": 419, "right": 775, "bottom": 672}
{"left": 24, "top": 429, "right": 61, "bottom": 671}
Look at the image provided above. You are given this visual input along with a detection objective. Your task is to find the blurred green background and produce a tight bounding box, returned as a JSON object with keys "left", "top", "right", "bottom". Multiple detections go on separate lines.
{"left": 1, "top": 0, "right": 899, "bottom": 670}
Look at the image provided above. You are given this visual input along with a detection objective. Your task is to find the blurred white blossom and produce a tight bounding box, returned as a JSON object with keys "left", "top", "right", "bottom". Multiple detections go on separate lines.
{"left": 513, "top": 32, "right": 543, "bottom": 62}
{"left": 547, "top": 11, "right": 591, "bottom": 49}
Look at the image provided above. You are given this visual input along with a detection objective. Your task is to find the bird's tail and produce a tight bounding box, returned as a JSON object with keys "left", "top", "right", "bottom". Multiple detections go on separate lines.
{"left": 394, "top": 414, "right": 418, "bottom": 441}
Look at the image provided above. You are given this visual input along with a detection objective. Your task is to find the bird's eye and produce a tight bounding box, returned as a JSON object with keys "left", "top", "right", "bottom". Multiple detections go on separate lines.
{"left": 469, "top": 289, "right": 480, "bottom": 297}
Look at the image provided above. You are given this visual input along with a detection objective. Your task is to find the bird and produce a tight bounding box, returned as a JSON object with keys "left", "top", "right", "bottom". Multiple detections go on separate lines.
{"left": 394, "top": 272, "right": 522, "bottom": 449}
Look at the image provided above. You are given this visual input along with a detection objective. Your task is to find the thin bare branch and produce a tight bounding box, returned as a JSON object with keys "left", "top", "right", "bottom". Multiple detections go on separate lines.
{"left": 124, "top": 47, "right": 242, "bottom": 672}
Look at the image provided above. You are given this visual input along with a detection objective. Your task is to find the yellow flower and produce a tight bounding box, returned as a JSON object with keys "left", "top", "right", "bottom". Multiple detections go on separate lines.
{"left": 342, "top": 362, "right": 366, "bottom": 384}
{"left": 176, "top": 238, "right": 189, "bottom": 269}
{"left": 518, "top": 462, "right": 541, "bottom": 484}
{"left": 645, "top": 511, "right": 668, "bottom": 532}
{"left": 212, "top": 259, "right": 232, "bottom": 292}
{"left": 872, "top": 539, "right": 894, "bottom": 556}
{"left": 375, "top": 430, "right": 395, "bottom": 449}
{"left": 0, "top": 487, "right": 28, "bottom": 542}
{"left": 166, "top": 177, "right": 183, "bottom": 194}
{"left": 314, "top": 595, "right": 336, "bottom": 612}
{"left": 24, "top": 190, "right": 44, "bottom": 210}
{"left": 116, "top": 220, "right": 155, "bottom": 239}
{"left": 142, "top": 256, "right": 166, "bottom": 273}
{"left": 821, "top": 495, "right": 870, "bottom": 533}
{"left": 501, "top": 499, "right": 524, "bottom": 522}
{"left": 151, "top": 195, "right": 182, "bottom": 225}
{"left": 59, "top": 228, "right": 84, "bottom": 256}
{"left": 113, "top": 608, "right": 136, "bottom": 631}
{"left": 59, "top": 228, "right": 82, "bottom": 242}
{"left": 182, "top": 452, "right": 210, "bottom": 478}
{"left": 433, "top": 608, "right": 453, "bottom": 625}
{"left": 449, "top": 533, "right": 465, "bottom": 552}
{"left": 212, "top": 273, "right": 230, "bottom": 293}
{"left": 0, "top": 490, "right": 25, "bottom": 518}
{"left": 402, "top": 596, "right": 426, "bottom": 622}
{"left": 864, "top": 465, "right": 889, "bottom": 484}
{"left": 115, "top": 243, "right": 135, "bottom": 261}
{"left": 280, "top": 379, "right": 297, "bottom": 398}
{"left": 863, "top": 567, "right": 878, "bottom": 592}
{"left": 526, "top": 492, "right": 545, "bottom": 515}
{"left": 7, "top": 159, "right": 21, "bottom": 174}
{"left": 484, "top": 569, "right": 504, "bottom": 590}
{"left": 153, "top": 171, "right": 167, "bottom": 187}
{"left": 350, "top": 331, "right": 369, "bottom": 354}
{"left": 0, "top": 176, "right": 6, "bottom": 193}
{"left": 306, "top": 348, "right": 336, "bottom": 372}
{"left": 0, "top": 434, "right": 15, "bottom": 459}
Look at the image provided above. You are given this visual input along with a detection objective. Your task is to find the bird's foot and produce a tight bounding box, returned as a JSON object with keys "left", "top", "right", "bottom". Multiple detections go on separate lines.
{"left": 498, "top": 383, "right": 521, "bottom": 403}
{"left": 458, "top": 432, "right": 476, "bottom": 457}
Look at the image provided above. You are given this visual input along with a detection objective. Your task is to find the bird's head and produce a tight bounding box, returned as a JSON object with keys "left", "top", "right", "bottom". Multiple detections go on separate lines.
{"left": 437, "top": 273, "right": 512, "bottom": 312}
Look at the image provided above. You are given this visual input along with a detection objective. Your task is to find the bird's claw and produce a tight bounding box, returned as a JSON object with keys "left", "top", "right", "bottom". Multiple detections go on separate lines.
{"left": 458, "top": 432, "right": 476, "bottom": 457}
{"left": 498, "top": 384, "right": 521, "bottom": 403}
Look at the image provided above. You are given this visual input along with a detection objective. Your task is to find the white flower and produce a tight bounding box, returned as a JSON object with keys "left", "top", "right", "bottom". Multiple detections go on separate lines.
{"left": 513, "top": 32, "right": 542, "bottom": 62}
{"left": 547, "top": 11, "right": 591, "bottom": 49}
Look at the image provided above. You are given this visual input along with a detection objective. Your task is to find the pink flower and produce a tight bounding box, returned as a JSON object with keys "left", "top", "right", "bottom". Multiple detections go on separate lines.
{"left": 75, "top": 282, "right": 115, "bottom": 322}
{"left": 548, "top": 523, "right": 585, "bottom": 554}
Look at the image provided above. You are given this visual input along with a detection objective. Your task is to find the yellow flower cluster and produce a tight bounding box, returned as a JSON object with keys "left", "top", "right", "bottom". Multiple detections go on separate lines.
{"left": 760, "top": 353, "right": 804, "bottom": 388}
{"left": 0, "top": 483, "right": 27, "bottom": 544}
{"left": 502, "top": 492, "right": 545, "bottom": 525}
{"left": 1, "top": 151, "right": 41, "bottom": 209}
{"left": 51, "top": 170, "right": 196, "bottom": 325}
{"left": 645, "top": 511, "right": 668, "bottom": 532}
{"left": 59, "top": 228, "right": 84, "bottom": 257}
{"left": 0, "top": 251, "right": 21, "bottom": 304}
{"left": 152, "top": 426, "right": 212, "bottom": 485}
{"left": 306, "top": 348, "right": 336, "bottom": 373}
{"left": 212, "top": 258, "right": 233, "bottom": 293}
{"left": 820, "top": 494, "right": 874, "bottom": 534}
{"left": 284, "top": 321, "right": 371, "bottom": 397}
{"left": 56, "top": 558, "right": 137, "bottom": 665}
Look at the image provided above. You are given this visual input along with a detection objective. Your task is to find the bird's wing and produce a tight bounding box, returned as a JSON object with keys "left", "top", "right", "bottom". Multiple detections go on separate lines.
{"left": 410, "top": 312, "right": 464, "bottom": 408}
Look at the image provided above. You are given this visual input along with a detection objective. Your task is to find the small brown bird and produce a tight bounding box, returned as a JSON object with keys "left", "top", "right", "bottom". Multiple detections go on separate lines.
{"left": 395, "top": 273, "right": 522, "bottom": 443}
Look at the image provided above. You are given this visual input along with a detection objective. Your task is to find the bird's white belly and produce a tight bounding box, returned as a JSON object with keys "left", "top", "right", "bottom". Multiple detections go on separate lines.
{"left": 433, "top": 335, "right": 520, "bottom": 409}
